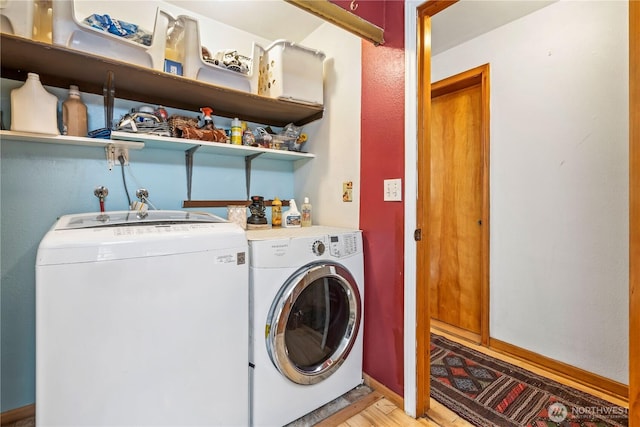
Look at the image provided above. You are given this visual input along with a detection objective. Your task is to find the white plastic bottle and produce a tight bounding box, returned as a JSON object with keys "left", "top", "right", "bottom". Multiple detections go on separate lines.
{"left": 10, "top": 72, "right": 59, "bottom": 135}
{"left": 283, "top": 199, "right": 301, "bottom": 228}
{"left": 301, "top": 197, "right": 312, "bottom": 227}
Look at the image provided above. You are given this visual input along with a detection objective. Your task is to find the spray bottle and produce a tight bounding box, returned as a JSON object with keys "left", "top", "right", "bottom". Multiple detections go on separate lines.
{"left": 283, "top": 199, "right": 301, "bottom": 228}
{"left": 200, "top": 107, "right": 214, "bottom": 129}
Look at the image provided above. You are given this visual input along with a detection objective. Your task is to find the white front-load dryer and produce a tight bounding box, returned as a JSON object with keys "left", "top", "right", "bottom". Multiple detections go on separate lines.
{"left": 247, "top": 226, "right": 364, "bottom": 427}
{"left": 36, "top": 210, "right": 249, "bottom": 426}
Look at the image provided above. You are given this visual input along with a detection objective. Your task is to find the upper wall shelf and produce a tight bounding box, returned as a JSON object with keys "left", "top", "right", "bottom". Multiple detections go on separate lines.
{"left": 0, "top": 130, "right": 145, "bottom": 150}
{"left": 0, "top": 130, "right": 314, "bottom": 161}
{"left": 0, "top": 34, "right": 324, "bottom": 127}
{"left": 110, "top": 131, "right": 315, "bottom": 161}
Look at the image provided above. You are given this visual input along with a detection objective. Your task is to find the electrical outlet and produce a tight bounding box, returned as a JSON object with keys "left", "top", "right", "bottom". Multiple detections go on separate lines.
{"left": 383, "top": 178, "right": 402, "bottom": 201}
{"left": 115, "top": 146, "right": 129, "bottom": 165}
{"left": 105, "top": 144, "right": 129, "bottom": 170}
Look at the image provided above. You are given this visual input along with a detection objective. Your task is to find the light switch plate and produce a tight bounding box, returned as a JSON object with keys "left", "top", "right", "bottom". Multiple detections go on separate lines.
{"left": 383, "top": 179, "right": 402, "bottom": 201}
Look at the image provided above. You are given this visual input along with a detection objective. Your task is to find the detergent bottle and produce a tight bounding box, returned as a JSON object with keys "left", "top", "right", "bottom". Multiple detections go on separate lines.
{"left": 11, "top": 73, "right": 58, "bottom": 134}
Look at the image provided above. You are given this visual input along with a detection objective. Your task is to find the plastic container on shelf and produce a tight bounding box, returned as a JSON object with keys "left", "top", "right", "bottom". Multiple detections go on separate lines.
{"left": 32, "top": 0, "right": 52, "bottom": 43}
{"left": 0, "top": 0, "right": 35, "bottom": 39}
{"left": 164, "top": 17, "right": 184, "bottom": 75}
{"left": 62, "top": 85, "right": 88, "bottom": 137}
{"left": 10, "top": 72, "right": 59, "bottom": 135}
{"left": 271, "top": 197, "right": 282, "bottom": 227}
{"left": 164, "top": 17, "right": 183, "bottom": 62}
{"left": 52, "top": 0, "right": 172, "bottom": 70}
{"left": 283, "top": 199, "right": 301, "bottom": 228}
{"left": 270, "top": 134, "right": 296, "bottom": 151}
{"left": 230, "top": 117, "right": 242, "bottom": 145}
{"left": 301, "top": 197, "right": 312, "bottom": 227}
{"left": 258, "top": 39, "right": 326, "bottom": 106}
{"left": 178, "top": 14, "right": 260, "bottom": 93}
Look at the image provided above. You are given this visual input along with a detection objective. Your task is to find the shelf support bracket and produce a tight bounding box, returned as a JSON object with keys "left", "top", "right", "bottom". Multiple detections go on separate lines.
{"left": 185, "top": 145, "right": 201, "bottom": 201}
{"left": 245, "top": 153, "right": 263, "bottom": 200}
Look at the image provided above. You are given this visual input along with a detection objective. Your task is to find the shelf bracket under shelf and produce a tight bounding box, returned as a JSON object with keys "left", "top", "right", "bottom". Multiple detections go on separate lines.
{"left": 185, "top": 148, "right": 263, "bottom": 204}
{"left": 245, "top": 153, "right": 263, "bottom": 200}
{"left": 185, "top": 145, "right": 201, "bottom": 201}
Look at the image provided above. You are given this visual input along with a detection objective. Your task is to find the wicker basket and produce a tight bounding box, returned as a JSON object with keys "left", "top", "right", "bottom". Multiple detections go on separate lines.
{"left": 168, "top": 114, "right": 227, "bottom": 142}
{"left": 168, "top": 115, "right": 199, "bottom": 137}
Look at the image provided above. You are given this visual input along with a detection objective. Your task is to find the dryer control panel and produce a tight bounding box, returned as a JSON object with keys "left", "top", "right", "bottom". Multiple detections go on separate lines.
{"left": 327, "top": 233, "right": 359, "bottom": 258}
{"left": 248, "top": 227, "right": 362, "bottom": 266}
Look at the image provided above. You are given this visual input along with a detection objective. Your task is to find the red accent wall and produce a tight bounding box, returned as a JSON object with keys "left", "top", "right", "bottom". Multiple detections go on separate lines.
{"left": 360, "top": 1, "right": 405, "bottom": 396}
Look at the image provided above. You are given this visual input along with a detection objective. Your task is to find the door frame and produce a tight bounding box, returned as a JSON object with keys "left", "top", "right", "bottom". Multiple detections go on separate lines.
{"left": 629, "top": 2, "right": 639, "bottom": 424}
{"left": 403, "top": 0, "right": 457, "bottom": 416}
{"left": 404, "top": 1, "right": 639, "bottom": 422}
{"left": 430, "top": 64, "right": 490, "bottom": 345}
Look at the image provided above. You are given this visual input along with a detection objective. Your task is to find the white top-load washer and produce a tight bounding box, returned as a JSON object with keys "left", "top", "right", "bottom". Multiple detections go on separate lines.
{"left": 247, "top": 226, "right": 364, "bottom": 427}
{"left": 36, "top": 210, "right": 249, "bottom": 426}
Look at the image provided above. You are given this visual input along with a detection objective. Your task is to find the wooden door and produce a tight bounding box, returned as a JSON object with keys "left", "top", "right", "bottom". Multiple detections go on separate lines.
{"left": 429, "top": 66, "right": 489, "bottom": 340}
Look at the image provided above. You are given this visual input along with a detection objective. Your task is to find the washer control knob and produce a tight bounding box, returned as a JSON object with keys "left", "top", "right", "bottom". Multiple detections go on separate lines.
{"left": 312, "top": 240, "right": 325, "bottom": 256}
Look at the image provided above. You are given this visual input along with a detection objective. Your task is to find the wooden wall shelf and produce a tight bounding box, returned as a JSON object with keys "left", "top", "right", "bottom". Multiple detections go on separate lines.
{"left": 0, "top": 34, "right": 324, "bottom": 127}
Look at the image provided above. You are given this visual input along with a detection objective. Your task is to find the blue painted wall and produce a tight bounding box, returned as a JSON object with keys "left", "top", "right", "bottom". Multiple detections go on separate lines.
{"left": 0, "top": 79, "right": 295, "bottom": 411}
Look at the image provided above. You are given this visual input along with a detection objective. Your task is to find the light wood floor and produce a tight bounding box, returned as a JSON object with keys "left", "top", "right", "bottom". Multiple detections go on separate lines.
{"left": 325, "top": 328, "right": 628, "bottom": 427}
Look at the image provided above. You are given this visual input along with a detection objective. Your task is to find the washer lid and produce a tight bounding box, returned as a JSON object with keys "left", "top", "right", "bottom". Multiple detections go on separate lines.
{"left": 36, "top": 210, "right": 246, "bottom": 266}
{"left": 54, "top": 210, "right": 226, "bottom": 230}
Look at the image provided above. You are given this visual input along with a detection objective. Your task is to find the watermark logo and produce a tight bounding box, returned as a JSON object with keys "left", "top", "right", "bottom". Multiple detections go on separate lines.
{"left": 547, "top": 402, "right": 628, "bottom": 422}
{"left": 572, "top": 405, "right": 628, "bottom": 419}
{"left": 548, "top": 402, "right": 568, "bottom": 422}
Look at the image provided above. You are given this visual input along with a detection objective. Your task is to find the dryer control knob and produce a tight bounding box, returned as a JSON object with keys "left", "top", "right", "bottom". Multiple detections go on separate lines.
{"left": 312, "top": 240, "right": 325, "bottom": 256}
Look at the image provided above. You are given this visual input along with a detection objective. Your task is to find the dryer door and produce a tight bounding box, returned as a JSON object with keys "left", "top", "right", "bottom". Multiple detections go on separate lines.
{"left": 266, "top": 262, "right": 361, "bottom": 385}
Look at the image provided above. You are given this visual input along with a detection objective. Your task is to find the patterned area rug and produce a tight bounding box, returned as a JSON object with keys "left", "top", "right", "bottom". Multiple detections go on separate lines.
{"left": 430, "top": 334, "right": 629, "bottom": 426}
